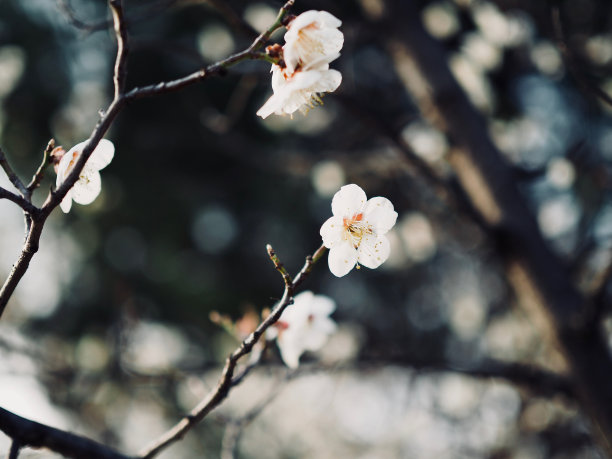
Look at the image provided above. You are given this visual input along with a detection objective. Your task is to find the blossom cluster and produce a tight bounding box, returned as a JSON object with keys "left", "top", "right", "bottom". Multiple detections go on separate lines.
{"left": 257, "top": 10, "right": 344, "bottom": 118}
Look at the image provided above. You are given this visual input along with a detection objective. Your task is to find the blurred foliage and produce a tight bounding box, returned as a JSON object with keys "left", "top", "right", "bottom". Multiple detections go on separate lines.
{"left": 2, "top": 0, "right": 612, "bottom": 457}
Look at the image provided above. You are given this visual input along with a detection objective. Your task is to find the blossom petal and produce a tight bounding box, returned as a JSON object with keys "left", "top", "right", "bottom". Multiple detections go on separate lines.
{"left": 71, "top": 170, "right": 102, "bottom": 205}
{"left": 86, "top": 139, "right": 115, "bottom": 171}
{"left": 310, "top": 68, "right": 342, "bottom": 93}
{"left": 274, "top": 291, "right": 337, "bottom": 368}
{"left": 363, "top": 197, "right": 398, "bottom": 235}
{"left": 320, "top": 215, "right": 344, "bottom": 248}
{"left": 256, "top": 93, "right": 282, "bottom": 119}
{"left": 285, "top": 291, "right": 314, "bottom": 322}
{"left": 278, "top": 339, "right": 301, "bottom": 368}
{"left": 310, "top": 294, "right": 336, "bottom": 316}
{"left": 287, "top": 10, "right": 341, "bottom": 33}
{"left": 284, "top": 26, "right": 343, "bottom": 73}
{"left": 328, "top": 240, "right": 358, "bottom": 277}
{"left": 331, "top": 184, "right": 367, "bottom": 217}
{"left": 357, "top": 233, "right": 391, "bottom": 269}
{"left": 303, "top": 317, "right": 337, "bottom": 351}
{"left": 60, "top": 192, "right": 73, "bottom": 213}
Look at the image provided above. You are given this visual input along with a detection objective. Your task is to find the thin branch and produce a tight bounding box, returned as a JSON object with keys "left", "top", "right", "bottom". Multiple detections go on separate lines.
{"left": 8, "top": 440, "right": 21, "bottom": 459}
{"left": 220, "top": 384, "right": 283, "bottom": 459}
{"left": 138, "top": 243, "right": 325, "bottom": 459}
{"left": 0, "top": 187, "right": 38, "bottom": 214}
{"left": 0, "top": 147, "right": 28, "bottom": 197}
{"left": 124, "top": 0, "right": 293, "bottom": 101}
{"left": 26, "top": 139, "right": 55, "bottom": 196}
{"left": 56, "top": 0, "right": 109, "bottom": 32}
{"left": 110, "top": 0, "right": 129, "bottom": 99}
{"left": 267, "top": 244, "right": 293, "bottom": 287}
{"left": 0, "top": 407, "right": 133, "bottom": 459}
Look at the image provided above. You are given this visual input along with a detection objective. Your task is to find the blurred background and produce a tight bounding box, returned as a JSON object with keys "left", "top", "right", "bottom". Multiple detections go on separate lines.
{"left": 1, "top": 0, "right": 612, "bottom": 457}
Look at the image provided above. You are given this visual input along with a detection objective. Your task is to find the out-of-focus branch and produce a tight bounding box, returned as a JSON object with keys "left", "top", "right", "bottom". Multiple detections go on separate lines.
{"left": 205, "top": 0, "right": 258, "bottom": 39}
{"left": 0, "top": 407, "right": 133, "bottom": 459}
{"left": 8, "top": 440, "right": 20, "bottom": 459}
{"left": 220, "top": 385, "right": 282, "bottom": 459}
{"left": 137, "top": 243, "right": 325, "bottom": 459}
{"left": 57, "top": 0, "right": 109, "bottom": 32}
{"left": 363, "top": 353, "right": 574, "bottom": 398}
{"left": 551, "top": 6, "right": 612, "bottom": 108}
{"left": 384, "top": 0, "right": 612, "bottom": 453}
{"left": 0, "top": 147, "right": 28, "bottom": 198}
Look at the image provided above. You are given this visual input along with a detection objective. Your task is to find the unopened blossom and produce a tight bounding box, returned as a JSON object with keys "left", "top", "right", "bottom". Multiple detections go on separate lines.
{"left": 268, "top": 291, "right": 337, "bottom": 369}
{"left": 256, "top": 60, "right": 342, "bottom": 118}
{"left": 320, "top": 184, "right": 398, "bottom": 277}
{"left": 55, "top": 139, "right": 114, "bottom": 213}
{"left": 283, "top": 10, "right": 344, "bottom": 74}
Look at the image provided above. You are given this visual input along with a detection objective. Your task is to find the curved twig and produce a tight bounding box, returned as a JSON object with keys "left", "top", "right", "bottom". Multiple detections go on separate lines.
{"left": 138, "top": 243, "right": 325, "bottom": 459}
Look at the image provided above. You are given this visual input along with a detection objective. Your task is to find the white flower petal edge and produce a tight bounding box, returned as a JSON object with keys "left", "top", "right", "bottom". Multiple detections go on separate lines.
{"left": 56, "top": 139, "right": 115, "bottom": 213}
{"left": 321, "top": 184, "right": 398, "bottom": 277}
{"left": 328, "top": 240, "right": 358, "bottom": 277}
{"left": 257, "top": 65, "right": 342, "bottom": 119}
{"left": 331, "top": 183, "right": 367, "bottom": 218}
{"left": 283, "top": 10, "right": 344, "bottom": 74}
{"left": 274, "top": 291, "right": 337, "bottom": 368}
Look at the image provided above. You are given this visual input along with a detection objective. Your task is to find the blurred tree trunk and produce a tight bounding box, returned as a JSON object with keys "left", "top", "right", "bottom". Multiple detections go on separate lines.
{"left": 384, "top": 0, "right": 612, "bottom": 454}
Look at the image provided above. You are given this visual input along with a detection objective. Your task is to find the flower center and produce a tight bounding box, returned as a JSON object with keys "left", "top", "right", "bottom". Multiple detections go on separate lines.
{"left": 343, "top": 213, "right": 373, "bottom": 248}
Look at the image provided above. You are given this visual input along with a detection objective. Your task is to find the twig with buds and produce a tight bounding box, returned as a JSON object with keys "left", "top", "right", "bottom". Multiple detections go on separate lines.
{"left": 137, "top": 243, "right": 325, "bottom": 459}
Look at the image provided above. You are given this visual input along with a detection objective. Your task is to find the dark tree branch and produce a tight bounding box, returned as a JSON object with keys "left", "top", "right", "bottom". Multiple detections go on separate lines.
{"left": 8, "top": 440, "right": 21, "bottom": 459}
{"left": 26, "top": 138, "right": 55, "bottom": 197}
{"left": 0, "top": 407, "right": 133, "bottom": 459}
{"left": 267, "top": 244, "right": 293, "bottom": 287}
{"left": 0, "top": 187, "right": 38, "bottom": 214}
{"left": 110, "top": 0, "right": 129, "bottom": 99}
{"left": 0, "top": 147, "right": 28, "bottom": 198}
{"left": 137, "top": 243, "right": 325, "bottom": 459}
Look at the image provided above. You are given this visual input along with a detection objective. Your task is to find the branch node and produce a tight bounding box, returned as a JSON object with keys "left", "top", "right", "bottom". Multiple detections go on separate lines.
{"left": 267, "top": 244, "right": 293, "bottom": 286}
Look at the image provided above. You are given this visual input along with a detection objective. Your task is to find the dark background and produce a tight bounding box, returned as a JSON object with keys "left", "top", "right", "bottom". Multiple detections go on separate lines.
{"left": 1, "top": 0, "right": 612, "bottom": 457}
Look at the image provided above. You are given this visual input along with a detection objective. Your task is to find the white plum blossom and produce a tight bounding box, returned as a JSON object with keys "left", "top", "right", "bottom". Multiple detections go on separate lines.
{"left": 256, "top": 60, "right": 342, "bottom": 118}
{"left": 55, "top": 139, "right": 114, "bottom": 213}
{"left": 257, "top": 10, "right": 343, "bottom": 119}
{"left": 268, "top": 291, "right": 337, "bottom": 368}
{"left": 320, "top": 184, "right": 398, "bottom": 277}
{"left": 283, "top": 10, "right": 344, "bottom": 74}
